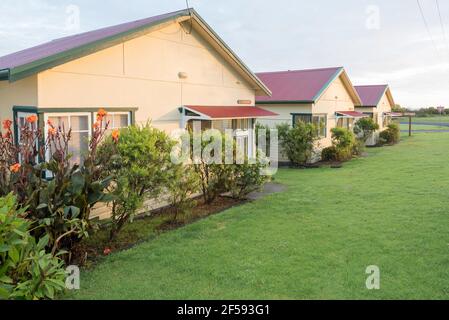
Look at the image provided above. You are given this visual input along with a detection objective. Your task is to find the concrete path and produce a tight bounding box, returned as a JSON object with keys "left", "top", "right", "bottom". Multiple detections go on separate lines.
{"left": 247, "top": 182, "right": 287, "bottom": 200}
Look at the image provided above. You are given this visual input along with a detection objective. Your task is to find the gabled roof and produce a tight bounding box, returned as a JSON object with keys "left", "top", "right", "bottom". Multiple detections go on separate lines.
{"left": 255, "top": 67, "right": 362, "bottom": 105}
{"left": 0, "top": 8, "right": 271, "bottom": 96}
{"left": 354, "top": 85, "right": 395, "bottom": 107}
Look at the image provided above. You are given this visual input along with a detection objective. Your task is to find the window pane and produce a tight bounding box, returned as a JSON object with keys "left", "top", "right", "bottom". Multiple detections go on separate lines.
{"left": 312, "top": 115, "right": 326, "bottom": 137}
{"left": 102, "top": 115, "right": 113, "bottom": 129}
{"left": 294, "top": 114, "right": 312, "bottom": 125}
{"left": 49, "top": 116, "right": 69, "bottom": 129}
{"left": 71, "top": 115, "right": 89, "bottom": 131}
{"left": 201, "top": 121, "right": 212, "bottom": 131}
{"left": 235, "top": 119, "right": 249, "bottom": 130}
{"left": 348, "top": 118, "right": 354, "bottom": 129}
{"left": 212, "top": 120, "right": 223, "bottom": 132}
{"left": 212, "top": 120, "right": 232, "bottom": 133}
{"left": 223, "top": 120, "right": 233, "bottom": 130}
{"left": 69, "top": 132, "right": 89, "bottom": 164}
{"left": 337, "top": 118, "right": 343, "bottom": 128}
{"left": 114, "top": 114, "right": 129, "bottom": 128}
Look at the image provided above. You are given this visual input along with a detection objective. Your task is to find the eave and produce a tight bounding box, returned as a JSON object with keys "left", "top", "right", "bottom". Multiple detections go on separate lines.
{"left": 0, "top": 69, "right": 9, "bottom": 81}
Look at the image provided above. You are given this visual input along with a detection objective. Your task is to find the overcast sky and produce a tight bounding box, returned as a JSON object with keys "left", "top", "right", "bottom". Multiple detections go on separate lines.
{"left": 1, "top": 0, "right": 448, "bottom": 109}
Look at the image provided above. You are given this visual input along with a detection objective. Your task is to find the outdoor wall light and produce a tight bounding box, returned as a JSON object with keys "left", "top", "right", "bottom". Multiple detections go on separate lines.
{"left": 178, "top": 72, "right": 188, "bottom": 79}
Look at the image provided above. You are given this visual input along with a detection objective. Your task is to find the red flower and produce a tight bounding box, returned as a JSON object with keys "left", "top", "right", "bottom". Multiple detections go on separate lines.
{"left": 112, "top": 129, "right": 120, "bottom": 143}
{"left": 2, "top": 119, "right": 12, "bottom": 130}
{"left": 103, "top": 248, "right": 112, "bottom": 256}
{"left": 97, "top": 109, "right": 108, "bottom": 121}
{"left": 10, "top": 163, "right": 21, "bottom": 173}
{"left": 26, "top": 115, "right": 37, "bottom": 124}
{"left": 48, "top": 127, "right": 57, "bottom": 136}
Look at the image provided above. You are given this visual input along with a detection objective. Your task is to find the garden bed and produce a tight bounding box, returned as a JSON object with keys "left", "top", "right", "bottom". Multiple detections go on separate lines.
{"left": 71, "top": 196, "right": 247, "bottom": 267}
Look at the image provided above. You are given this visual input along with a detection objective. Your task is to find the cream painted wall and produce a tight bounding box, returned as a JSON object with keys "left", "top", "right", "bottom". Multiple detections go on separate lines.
{"left": 37, "top": 22, "right": 256, "bottom": 132}
{"left": 257, "top": 75, "right": 357, "bottom": 150}
{"left": 0, "top": 76, "right": 38, "bottom": 124}
{"left": 256, "top": 104, "right": 313, "bottom": 127}
{"left": 355, "top": 91, "right": 393, "bottom": 145}
{"left": 355, "top": 92, "right": 393, "bottom": 131}
{"left": 376, "top": 92, "right": 393, "bottom": 130}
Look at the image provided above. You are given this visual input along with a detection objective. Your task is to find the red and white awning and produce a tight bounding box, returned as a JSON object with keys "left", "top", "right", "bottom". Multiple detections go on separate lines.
{"left": 183, "top": 105, "right": 278, "bottom": 120}
{"left": 335, "top": 111, "right": 367, "bottom": 118}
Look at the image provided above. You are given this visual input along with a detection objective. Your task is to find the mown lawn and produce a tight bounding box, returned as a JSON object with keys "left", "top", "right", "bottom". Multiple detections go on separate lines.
{"left": 399, "top": 116, "right": 449, "bottom": 124}
{"left": 400, "top": 124, "right": 449, "bottom": 131}
{"left": 72, "top": 132, "right": 449, "bottom": 300}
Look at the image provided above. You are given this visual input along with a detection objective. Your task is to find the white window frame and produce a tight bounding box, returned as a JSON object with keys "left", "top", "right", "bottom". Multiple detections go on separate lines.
{"left": 312, "top": 114, "right": 327, "bottom": 138}
{"left": 93, "top": 111, "right": 131, "bottom": 129}
{"left": 16, "top": 112, "right": 39, "bottom": 163}
{"left": 44, "top": 112, "right": 92, "bottom": 163}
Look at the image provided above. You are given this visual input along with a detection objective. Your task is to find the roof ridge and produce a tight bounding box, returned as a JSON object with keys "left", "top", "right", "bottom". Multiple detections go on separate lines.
{"left": 256, "top": 66, "right": 343, "bottom": 75}
{"left": 355, "top": 84, "right": 388, "bottom": 88}
{"left": 51, "top": 8, "right": 190, "bottom": 41}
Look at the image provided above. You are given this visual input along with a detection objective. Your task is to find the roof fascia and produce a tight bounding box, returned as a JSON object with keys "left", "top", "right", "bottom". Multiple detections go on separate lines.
{"left": 256, "top": 100, "right": 314, "bottom": 105}
{"left": 311, "top": 67, "right": 344, "bottom": 102}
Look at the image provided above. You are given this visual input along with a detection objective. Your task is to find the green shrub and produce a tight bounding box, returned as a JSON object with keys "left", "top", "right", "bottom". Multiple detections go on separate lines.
{"left": 98, "top": 124, "right": 176, "bottom": 241}
{"left": 352, "top": 138, "right": 365, "bottom": 157}
{"left": 0, "top": 194, "right": 67, "bottom": 300}
{"left": 191, "top": 132, "right": 232, "bottom": 204}
{"left": 225, "top": 154, "right": 271, "bottom": 200}
{"left": 321, "top": 146, "right": 338, "bottom": 161}
{"left": 354, "top": 118, "right": 379, "bottom": 143}
{"left": 278, "top": 121, "right": 320, "bottom": 166}
{"left": 380, "top": 123, "right": 400, "bottom": 145}
{"left": 330, "top": 127, "right": 356, "bottom": 161}
{"left": 166, "top": 164, "right": 200, "bottom": 223}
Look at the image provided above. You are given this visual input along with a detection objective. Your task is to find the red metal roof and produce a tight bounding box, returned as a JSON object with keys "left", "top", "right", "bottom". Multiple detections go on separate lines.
{"left": 0, "top": 8, "right": 271, "bottom": 96}
{"left": 336, "top": 111, "right": 366, "bottom": 118}
{"left": 255, "top": 67, "right": 343, "bottom": 103}
{"left": 354, "top": 85, "right": 388, "bottom": 107}
{"left": 185, "top": 106, "right": 278, "bottom": 119}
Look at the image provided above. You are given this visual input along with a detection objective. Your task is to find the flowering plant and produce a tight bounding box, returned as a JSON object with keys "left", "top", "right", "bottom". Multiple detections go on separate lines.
{"left": 0, "top": 109, "right": 118, "bottom": 261}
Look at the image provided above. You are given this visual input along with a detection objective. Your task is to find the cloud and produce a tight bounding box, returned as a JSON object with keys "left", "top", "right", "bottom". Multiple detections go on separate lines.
{"left": 0, "top": 0, "right": 448, "bottom": 108}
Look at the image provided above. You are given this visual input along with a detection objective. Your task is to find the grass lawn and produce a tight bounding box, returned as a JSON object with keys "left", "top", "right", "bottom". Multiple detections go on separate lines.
{"left": 71, "top": 132, "right": 449, "bottom": 300}
{"left": 399, "top": 116, "right": 449, "bottom": 124}
{"left": 400, "top": 124, "right": 449, "bottom": 131}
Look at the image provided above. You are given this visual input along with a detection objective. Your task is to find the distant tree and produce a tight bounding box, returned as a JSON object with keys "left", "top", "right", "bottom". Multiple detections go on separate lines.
{"left": 392, "top": 104, "right": 406, "bottom": 113}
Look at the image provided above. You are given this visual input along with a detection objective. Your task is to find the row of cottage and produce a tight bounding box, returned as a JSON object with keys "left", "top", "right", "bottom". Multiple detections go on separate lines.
{"left": 0, "top": 8, "right": 397, "bottom": 163}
